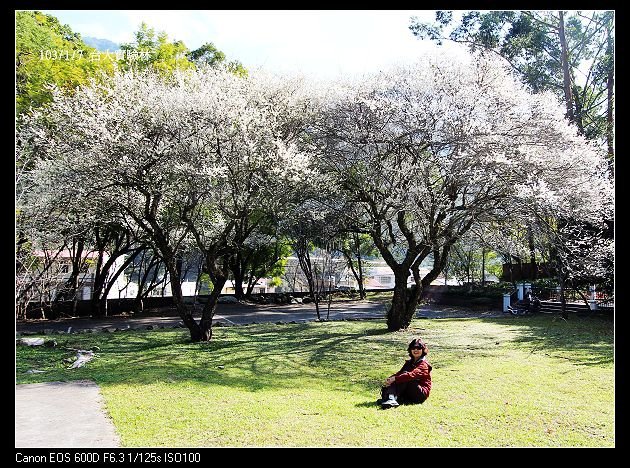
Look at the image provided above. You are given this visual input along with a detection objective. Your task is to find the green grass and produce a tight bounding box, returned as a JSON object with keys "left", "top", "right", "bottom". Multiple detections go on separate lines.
{"left": 16, "top": 315, "right": 614, "bottom": 447}
{"left": 364, "top": 291, "right": 394, "bottom": 303}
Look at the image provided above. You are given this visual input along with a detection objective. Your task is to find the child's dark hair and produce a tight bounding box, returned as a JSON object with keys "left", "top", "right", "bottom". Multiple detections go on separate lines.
{"left": 407, "top": 337, "right": 428, "bottom": 358}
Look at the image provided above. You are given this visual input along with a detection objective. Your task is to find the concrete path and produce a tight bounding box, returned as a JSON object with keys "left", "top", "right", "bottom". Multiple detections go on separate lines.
{"left": 15, "top": 380, "right": 120, "bottom": 448}
{"left": 16, "top": 300, "right": 390, "bottom": 334}
{"left": 16, "top": 302, "right": 506, "bottom": 335}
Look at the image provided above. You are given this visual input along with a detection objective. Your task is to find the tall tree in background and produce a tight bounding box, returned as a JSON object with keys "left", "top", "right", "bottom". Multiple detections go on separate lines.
{"left": 15, "top": 11, "right": 113, "bottom": 115}
{"left": 339, "top": 232, "right": 377, "bottom": 299}
{"left": 118, "top": 22, "right": 194, "bottom": 73}
{"left": 410, "top": 11, "right": 614, "bottom": 163}
{"left": 119, "top": 22, "right": 247, "bottom": 76}
{"left": 187, "top": 42, "right": 247, "bottom": 77}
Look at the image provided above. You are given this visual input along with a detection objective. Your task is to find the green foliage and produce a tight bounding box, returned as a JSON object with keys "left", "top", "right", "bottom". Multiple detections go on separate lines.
{"left": 198, "top": 273, "right": 213, "bottom": 295}
{"left": 410, "top": 11, "right": 614, "bottom": 147}
{"left": 15, "top": 11, "right": 114, "bottom": 115}
{"left": 446, "top": 234, "right": 502, "bottom": 284}
{"left": 118, "top": 23, "right": 194, "bottom": 74}
{"left": 348, "top": 233, "right": 378, "bottom": 259}
{"left": 16, "top": 316, "right": 613, "bottom": 446}
{"left": 340, "top": 232, "right": 378, "bottom": 282}
{"left": 485, "top": 251, "right": 503, "bottom": 278}
{"left": 441, "top": 282, "right": 513, "bottom": 298}
{"left": 187, "top": 42, "right": 225, "bottom": 66}
{"left": 244, "top": 240, "right": 292, "bottom": 285}
{"left": 119, "top": 23, "right": 247, "bottom": 77}
{"left": 226, "top": 60, "right": 248, "bottom": 78}
{"left": 531, "top": 278, "right": 558, "bottom": 290}
{"left": 268, "top": 276, "right": 282, "bottom": 288}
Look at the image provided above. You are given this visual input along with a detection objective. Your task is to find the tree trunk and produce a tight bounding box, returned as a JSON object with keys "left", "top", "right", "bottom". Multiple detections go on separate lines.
{"left": 554, "top": 250, "right": 568, "bottom": 319}
{"left": 466, "top": 249, "right": 472, "bottom": 285}
{"left": 559, "top": 274, "right": 568, "bottom": 320}
{"left": 230, "top": 255, "right": 246, "bottom": 300}
{"left": 558, "top": 11, "right": 575, "bottom": 122}
{"left": 55, "top": 238, "right": 84, "bottom": 304}
{"left": 357, "top": 257, "right": 366, "bottom": 299}
{"left": 245, "top": 275, "right": 255, "bottom": 297}
{"left": 527, "top": 224, "right": 537, "bottom": 280}
{"left": 353, "top": 233, "right": 367, "bottom": 299}
{"left": 606, "top": 26, "right": 614, "bottom": 167}
{"left": 198, "top": 276, "right": 228, "bottom": 342}
{"left": 314, "top": 297, "right": 321, "bottom": 321}
{"left": 387, "top": 271, "right": 420, "bottom": 331}
{"left": 166, "top": 259, "right": 203, "bottom": 341}
{"left": 341, "top": 242, "right": 366, "bottom": 300}
{"left": 296, "top": 245, "right": 320, "bottom": 320}
{"left": 326, "top": 293, "right": 332, "bottom": 320}
{"left": 91, "top": 277, "right": 106, "bottom": 317}
{"left": 481, "top": 247, "right": 486, "bottom": 287}
{"left": 132, "top": 255, "right": 160, "bottom": 313}
{"left": 92, "top": 249, "right": 139, "bottom": 317}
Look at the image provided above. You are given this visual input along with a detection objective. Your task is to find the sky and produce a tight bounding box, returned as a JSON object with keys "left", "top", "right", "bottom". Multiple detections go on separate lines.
{"left": 41, "top": 10, "right": 469, "bottom": 80}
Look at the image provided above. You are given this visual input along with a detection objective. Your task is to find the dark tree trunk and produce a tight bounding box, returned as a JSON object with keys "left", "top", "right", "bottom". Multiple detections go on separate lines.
{"left": 55, "top": 237, "right": 85, "bottom": 306}
{"left": 233, "top": 276, "right": 245, "bottom": 299}
{"left": 466, "top": 251, "right": 471, "bottom": 285}
{"left": 555, "top": 251, "right": 568, "bottom": 320}
{"left": 559, "top": 11, "right": 575, "bottom": 122}
{"left": 560, "top": 275, "right": 568, "bottom": 320}
{"left": 198, "top": 276, "right": 228, "bottom": 342}
{"left": 314, "top": 297, "right": 321, "bottom": 321}
{"left": 606, "top": 27, "right": 614, "bottom": 167}
{"left": 230, "top": 254, "right": 246, "bottom": 300}
{"left": 357, "top": 259, "right": 366, "bottom": 299}
{"left": 341, "top": 238, "right": 366, "bottom": 300}
{"left": 527, "top": 224, "right": 537, "bottom": 280}
{"left": 387, "top": 271, "right": 420, "bottom": 331}
{"left": 296, "top": 242, "right": 320, "bottom": 320}
{"left": 481, "top": 246, "right": 486, "bottom": 287}
{"left": 91, "top": 248, "right": 140, "bottom": 317}
{"left": 353, "top": 233, "right": 367, "bottom": 300}
{"left": 165, "top": 257, "right": 203, "bottom": 342}
{"left": 132, "top": 254, "right": 161, "bottom": 313}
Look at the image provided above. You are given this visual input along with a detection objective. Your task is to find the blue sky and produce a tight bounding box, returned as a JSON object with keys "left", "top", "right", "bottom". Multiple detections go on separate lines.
{"left": 40, "top": 10, "right": 468, "bottom": 79}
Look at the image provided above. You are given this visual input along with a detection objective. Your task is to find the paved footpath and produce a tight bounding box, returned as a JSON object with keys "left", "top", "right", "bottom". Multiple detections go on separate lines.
{"left": 15, "top": 380, "right": 120, "bottom": 448}
{"left": 16, "top": 300, "right": 391, "bottom": 334}
{"left": 16, "top": 301, "right": 505, "bottom": 335}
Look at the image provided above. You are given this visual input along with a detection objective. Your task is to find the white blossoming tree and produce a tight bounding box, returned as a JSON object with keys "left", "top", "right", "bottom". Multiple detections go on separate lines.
{"left": 18, "top": 67, "right": 316, "bottom": 342}
{"left": 313, "top": 52, "right": 612, "bottom": 331}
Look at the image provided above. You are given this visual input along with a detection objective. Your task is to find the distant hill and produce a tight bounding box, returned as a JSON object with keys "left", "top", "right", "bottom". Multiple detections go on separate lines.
{"left": 83, "top": 36, "right": 120, "bottom": 52}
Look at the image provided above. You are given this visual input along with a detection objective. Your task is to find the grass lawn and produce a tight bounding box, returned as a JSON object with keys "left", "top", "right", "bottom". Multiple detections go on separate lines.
{"left": 16, "top": 314, "right": 614, "bottom": 447}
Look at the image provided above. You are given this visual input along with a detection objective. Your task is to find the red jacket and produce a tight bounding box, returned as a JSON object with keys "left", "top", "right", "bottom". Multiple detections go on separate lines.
{"left": 393, "top": 357, "right": 432, "bottom": 398}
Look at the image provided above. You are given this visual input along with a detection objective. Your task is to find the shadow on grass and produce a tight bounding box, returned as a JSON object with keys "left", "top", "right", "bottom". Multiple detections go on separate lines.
{"left": 16, "top": 322, "right": 395, "bottom": 393}
{"left": 354, "top": 399, "right": 427, "bottom": 410}
{"left": 355, "top": 400, "right": 381, "bottom": 409}
{"left": 16, "top": 314, "right": 612, "bottom": 395}
{"left": 452, "top": 315, "right": 613, "bottom": 367}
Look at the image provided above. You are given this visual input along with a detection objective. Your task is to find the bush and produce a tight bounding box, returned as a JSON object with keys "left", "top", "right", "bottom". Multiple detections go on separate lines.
{"left": 531, "top": 278, "right": 558, "bottom": 289}
{"left": 441, "top": 282, "right": 513, "bottom": 298}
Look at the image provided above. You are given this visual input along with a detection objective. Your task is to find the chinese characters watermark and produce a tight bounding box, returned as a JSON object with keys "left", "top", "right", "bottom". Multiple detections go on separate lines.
{"left": 39, "top": 49, "right": 152, "bottom": 62}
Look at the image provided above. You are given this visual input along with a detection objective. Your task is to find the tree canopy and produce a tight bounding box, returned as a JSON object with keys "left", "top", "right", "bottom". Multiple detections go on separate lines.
{"left": 15, "top": 11, "right": 112, "bottom": 114}
{"left": 410, "top": 10, "right": 614, "bottom": 161}
{"left": 17, "top": 18, "right": 612, "bottom": 338}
